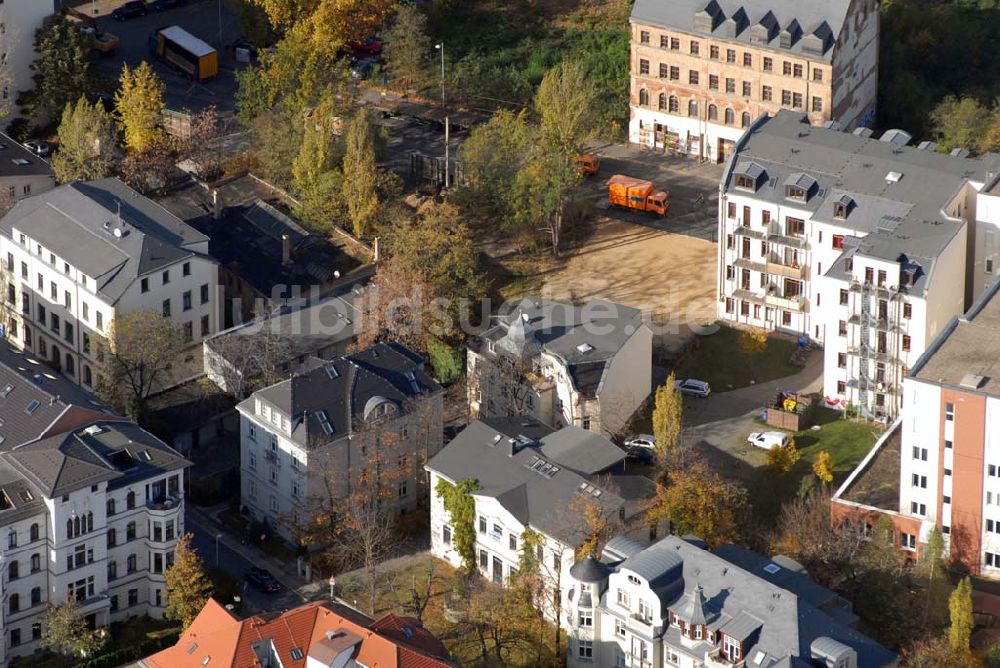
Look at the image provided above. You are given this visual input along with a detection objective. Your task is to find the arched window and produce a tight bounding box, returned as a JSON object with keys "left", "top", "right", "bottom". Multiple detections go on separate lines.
{"left": 688, "top": 100, "right": 698, "bottom": 117}
{"left": 9, "top": 593, "right": 18, "bottom": 614}
{"left": 84, "top": 365, "right": 92, "bottom": 386}
{"left": 86, "top": 512, "right": 93, "bottom": 533}
{"left": 708, "top": 104, "right": 718, "bottom": 121}
{"left": 66, "top": 518, "right": 73, "bottom": 539}
{"left": 638, "top": 88, "right": 649, "bottom": 106}
{"left": 31, "top": 587, "right": 40, "bottom": 606}
{"left": 126, "top": 491, "right": 135, "bottom": 510}
{"left": 107, "top": 498, "right": 115, "bottom": 516}
{"left": 725, "top": 108, "right": 735, "bottom": 125}
{"left": 668, "top": 96, "right": 679, "bottom": 113}
{"left": 29, "top": 523, "right": 38, "bottom": 542}
{"left": 741, "top": 112, "right": 751, "bottom": 128}
{"left": 73, "top": 516, "right": 81, "bottom": 537}
{"left": 8, "top": 560, "right": 18, "bottom": 580}
{"left": 30, "top": 553, "right": 39, "bottom": 573}
{"left": 658, "top": 92, "right": 667, "bottom": 110}
{"left": 65, "top": 353, "right": 74, "bottom": 376}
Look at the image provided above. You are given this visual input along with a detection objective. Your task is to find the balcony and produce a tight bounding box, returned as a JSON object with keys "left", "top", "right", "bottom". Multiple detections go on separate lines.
{"left": 706, "top": 648, "right": 745, "bottom": 668}
{"left": 732, "top": 226, "right": 765, "bottom": 240}
{"left": 733, "top": 258, "right": 765, "bottom": 274}
{"left": 765, "top": 258, "right": 806, "bottom": 279}
{"left": 764, "top": 293, "right": 807, "bottom": 312}
{"left": 147, "top": 495, "right": 182, "bottom": 513}
{"left": 626, "top": 613, "right": 659, "bottom": 637}
{"left": 264, "top": 450, "right": 280, "bottom": 467}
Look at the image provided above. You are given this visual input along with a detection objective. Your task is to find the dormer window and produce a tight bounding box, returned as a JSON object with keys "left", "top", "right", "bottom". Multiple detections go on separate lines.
{"left": 627, "top": 574, "right": 640, "bottom": 585}
{"left": 785, "top": 185, "right": 806, "bottom": 201}
{"left": 833, "top": 194, "right": 854, "bottom": 220}
{"left": 735, "top": 175, "right": 755, "bottom": 190}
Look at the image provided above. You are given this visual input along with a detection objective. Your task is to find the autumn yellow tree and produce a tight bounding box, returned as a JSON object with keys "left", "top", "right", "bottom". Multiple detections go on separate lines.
{"left": 812, "top": 450, "right": 834, "bottom": 483}
{"left": 248, "top": 0, "right": 394, "bottom": 54}
{"left": 948, "top": 577, "right": 974, "bottom": 654}
{"left": 341, "top": 110, "right": 379, "bottom": 237}
{"left": 535, "top": 59, "right": 599, "bottom": 156}
{"left": 646, "top": 461, "right": 746, "bottom": 548}
{"left": 738, "top": 327, "right": 768, "bottom": 356}
{"left": 651, "top": 373, "right": 682, "bottom": 466}
{"left": 766, "top": 437, "right": 801, "bottom": 474}
{"left": 164, "top": 533, "right": 213, "bottom": 630}
{"left": 115, "top": 61, "right": 165, "bottom": 153}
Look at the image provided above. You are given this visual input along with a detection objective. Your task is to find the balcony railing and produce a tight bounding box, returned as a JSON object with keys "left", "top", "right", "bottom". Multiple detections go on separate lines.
{"left": 764, "top": 293, "right": 807, "bottom": 312}
{"left": 147, "top": 495, "right": 182, "bottom": 512}
{"left": 765, "top": 259, "right": 806, "bottom": 279}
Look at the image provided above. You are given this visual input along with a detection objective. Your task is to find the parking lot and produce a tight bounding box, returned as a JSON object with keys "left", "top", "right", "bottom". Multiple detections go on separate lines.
{"left": 89, "top": 0, "right": 244, "bottom": 112}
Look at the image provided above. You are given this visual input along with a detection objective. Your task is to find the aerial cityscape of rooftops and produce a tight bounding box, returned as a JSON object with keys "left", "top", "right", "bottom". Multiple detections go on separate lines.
{"left": 0, "top": 0, "right": 996, "bottom": 665}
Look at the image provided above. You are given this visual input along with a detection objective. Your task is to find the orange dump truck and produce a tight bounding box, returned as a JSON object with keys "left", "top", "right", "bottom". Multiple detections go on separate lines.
{"left": 608, "top": 175, "right": 668, "bottom": 216}
{"left": 576, "top": 154, "right": 600, "bottom": 177}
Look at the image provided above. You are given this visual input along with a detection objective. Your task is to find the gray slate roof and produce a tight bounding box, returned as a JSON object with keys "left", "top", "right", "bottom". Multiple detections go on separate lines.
{"left": 0, "top": 178, "right": 213, "bottom": 303}
{"left": 242, "top": 342, "right": 440, "bottom": 449}
{"left": 630, "top": 0, "right": 850, "bottom": 61}
{"left": 2, "top": 420, "right": 190, "bottom": 497}
{"left": 0, "top": 133, "right": 55, "bottom": 179}
{"left": 481, "top": 297, "right": 645, "bottom": 398}
{"left": 595, "top": 535, "right": 897, "bottom": 667}
{"left": 725, "top": 111, "right": 1000, "bottom": 296}
{"left": 426, "top": 418, "right": 629, "bottom": 545}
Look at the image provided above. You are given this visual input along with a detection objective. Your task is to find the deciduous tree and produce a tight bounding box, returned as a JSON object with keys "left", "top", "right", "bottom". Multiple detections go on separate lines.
{"left": 39, "top": 600, "right": 107, "bottom": 658}
{"left": 18, "top": 16, "right": 93, "bottom": 121}
{"left": 509, "top": 149, "right": 579, "bottom": 257}
{"left": 949, "top": 577, "right": 974, "bottom": 654}
{"left": 115, "top": 61, "right": 165, "bottom": 153}
{"left": 118, "top": 140, "right": 178, "bottom": 196}
{"left": 180, "top": 105, "right": 225, "bottom": 181}
{"left": 651, "top": 373, "right": 682, "bottom": 466}
{"left": 165, "top": 533, "right": 213, "bottom": 631}
{"left": 383, "top": 5, "right": 432, "bottom": 92}
{"left": 646, "top": 461, "right": 746, "bottom": 548}
{"left": 52, "top": 96, "right": 118, "bottom": 183}
{"left": 534, "top": 59, "right": 599, "bottom": 156}
{"left": 737, "top": 327, "right": 768, "bottom": 356}
{"left": 766, "top": 437, "right": 801, "bottom": 474}
{"left": 812, "top": 450, "right": 834, "bottom": 483}
{"left": 341, "top": 111, "right": 379, "bottom": 237}
{"left": 95, "top": 311, "right": 184, "bottom": 422}
{"left": 930, "top": 96, "right": 992, "bottom": 155}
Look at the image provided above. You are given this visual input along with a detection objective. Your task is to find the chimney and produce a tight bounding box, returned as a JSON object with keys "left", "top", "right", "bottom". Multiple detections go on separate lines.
{"left": 212, "top": 189, "right": 221, "bottom": 220}
{"left": 281, "top": 234, "right": 291, "bottom": 266}
{"left": 507, "top": 438, "right": 517, "bottom": 457}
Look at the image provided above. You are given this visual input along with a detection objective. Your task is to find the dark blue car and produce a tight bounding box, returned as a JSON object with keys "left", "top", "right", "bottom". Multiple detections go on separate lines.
{"left": 112, "top": 1, "right": 148, "bottom": 21}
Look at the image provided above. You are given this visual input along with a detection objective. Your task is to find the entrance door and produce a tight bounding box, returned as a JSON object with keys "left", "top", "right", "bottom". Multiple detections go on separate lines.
{"left": 718, "top": 139, "right": 736, "bottom": 162}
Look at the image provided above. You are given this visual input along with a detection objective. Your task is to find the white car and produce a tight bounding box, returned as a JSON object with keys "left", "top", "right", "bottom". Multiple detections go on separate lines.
{"left": 624, "top": 434, "right": 656, "bottom": 461}
{"left": 674, "top": 378, "right": 711, "bottom": 397}
{"left": 747, "top": 431, "right": 790, "bottom": 449}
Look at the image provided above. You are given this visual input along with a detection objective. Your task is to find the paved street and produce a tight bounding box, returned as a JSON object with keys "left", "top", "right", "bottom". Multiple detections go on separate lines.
{"left": 185, "top": 507, "right": 310, "bottom": 615}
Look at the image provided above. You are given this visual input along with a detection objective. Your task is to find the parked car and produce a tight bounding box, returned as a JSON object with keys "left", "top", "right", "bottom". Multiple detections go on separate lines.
{"left": 747, "top": 431, "right": 791, "bottom": 450}
{"left": 245, "top": 567, "right": 282, "bottom": 593}
{"left": 152, "top": 0, "right": 188, "bottom": 10}
{"left": 23, "top": 140, "right": 53, "bottom": 158}
{"left": 348, "top": 36, "right": 382, "bottom": 55}
{"left": 624, "top": 434, "right": 656, "bottom": 462}
{"left": 112, "top": 1, "right": 148, "bottom": 20}
{"left": 350, "top": 57, "right": 377, "bottom": 80}
{"left": 674, "top": 378, "right": 711, "bottom": 397}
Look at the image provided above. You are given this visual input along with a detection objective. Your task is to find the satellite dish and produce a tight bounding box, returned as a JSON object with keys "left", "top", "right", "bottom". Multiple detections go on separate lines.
{"left": 113, "top": 227, "right": 122, "bottom": 238}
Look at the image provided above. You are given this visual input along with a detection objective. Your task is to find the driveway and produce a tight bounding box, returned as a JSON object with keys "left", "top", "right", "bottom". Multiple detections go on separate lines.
{"left": 681, "top": 350, "right": 824, "bottom": 478}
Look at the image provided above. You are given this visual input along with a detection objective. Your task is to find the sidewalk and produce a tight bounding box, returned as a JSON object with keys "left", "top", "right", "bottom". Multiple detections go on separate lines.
{"left": 186, "top": 502, "right": 311, "bottom": 599}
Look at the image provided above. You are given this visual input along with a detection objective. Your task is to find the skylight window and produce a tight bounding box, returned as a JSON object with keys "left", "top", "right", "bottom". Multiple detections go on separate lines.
{"left": 404, "top": 370, "right": 420, "bottom": 393}
{"left": 317, "top": 410, "right": 334, "bottom": 435}
{"left": 576, "top": 343, "right": 594, "bottom": 354}
{"left": 0, "top": 384, "right": 12, "bottom": 398}
{"left": 24, "top": 400, "right": 39, "bottom": 414}
{"left": 186, "top": 643, "right": 198, "bottom": 655}
{"left": 290, "top": 648, "right": 303, "bottom": 660}
{"left": 763, "top": 563, "right": 781, "bottom": 574}
{"left": 324, "top": 364, "right": 339, "bottom": 379}
{"left": 17, "top": 490, "right": 31, "bottom": 503}
{"left": 10, "top": 158, "right": 29, "bottom": 166}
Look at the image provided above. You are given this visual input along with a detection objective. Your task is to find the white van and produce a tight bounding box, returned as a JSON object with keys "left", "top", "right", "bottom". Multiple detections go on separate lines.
{"left": 747, "top": 431, "right": 790, "bottom": 449}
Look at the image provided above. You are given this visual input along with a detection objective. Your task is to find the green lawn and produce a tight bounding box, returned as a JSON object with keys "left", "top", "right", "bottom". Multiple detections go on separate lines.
{"left": 676, "top": 324, "right": 800, "bottom": 391}
{"left": 748, "top": 408, "right": 884, "bottom": 525}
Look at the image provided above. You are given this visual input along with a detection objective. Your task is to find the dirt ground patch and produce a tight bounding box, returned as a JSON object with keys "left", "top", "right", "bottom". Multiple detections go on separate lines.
{"left": 538, "top": 218, "right": 717, "bottom": 349}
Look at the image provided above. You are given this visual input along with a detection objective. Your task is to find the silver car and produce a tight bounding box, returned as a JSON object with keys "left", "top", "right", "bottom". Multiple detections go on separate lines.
{"left": 674, "top": 378, "right": 711, "bottom": 397}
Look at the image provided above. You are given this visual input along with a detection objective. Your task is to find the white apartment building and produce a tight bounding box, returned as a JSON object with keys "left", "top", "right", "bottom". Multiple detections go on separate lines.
{"left": 0, "top": 345, "right": 189, "bottom": 664}
{"left": 0, "top": 178, "right": 220, "bottom": 390}
{"left": 468, "top": 297, "right": 652, "bottom": 437}
{"left": 427, "top": 418, "right": 653, "bottom": 626}
{"left": 237, "top": 342, "right": 443, "bottom": 545}
{"left": 563, "top": 535, "right": 897, "bottom": 668}
{"left": 628, "top": 0, "right": 878, "bottom": 161}
{"left": 717, "top": 110, "right": 1000, "bottom": 419}
{"left": 0, "top": 1, "right": 57, "bottom": 116}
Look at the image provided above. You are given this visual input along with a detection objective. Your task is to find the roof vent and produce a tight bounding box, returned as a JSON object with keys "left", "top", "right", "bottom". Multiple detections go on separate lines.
{"left": 852, "top": 127, "right": 874, "bottom": 138}
{"left": 0, "top": 384, "right": 12, "bottom": 398}
{"left": 950, "top": 147, "right": 971, "bottom": 158}
{"left": 917, "top": 140, "right": 938, "bottom": 151}
{"left": 576, "top": 343, "right": 594, "bottom": 354}
{"left": 10, "top": 158, "right": 30, "bottom": 166}
{"left": 879, "top": 129, "right": 911, "bottom": 146}
{"left": 83, "top": 425, "right": 103, "bottom": 436}
{"left": 960, "top": 373, "right": 986, "bottom": 389}
{"left": 885, "top": 171, "right": 903, "bottom": 183}
{"left": 491, "top": 434, "right": 502, "bottom": 446}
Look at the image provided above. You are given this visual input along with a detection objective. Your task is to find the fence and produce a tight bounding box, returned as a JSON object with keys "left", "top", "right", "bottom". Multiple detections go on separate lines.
{"left": 410, "top": 153, "right": 466, "bottom": 186}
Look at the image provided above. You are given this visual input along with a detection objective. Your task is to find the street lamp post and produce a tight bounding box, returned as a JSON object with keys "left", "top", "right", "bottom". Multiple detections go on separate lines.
{"left": 215, "top": 533, "right": 222, "bottom": 567}
{"left": 435, "top": 43, "right": 449, "bottom": 189}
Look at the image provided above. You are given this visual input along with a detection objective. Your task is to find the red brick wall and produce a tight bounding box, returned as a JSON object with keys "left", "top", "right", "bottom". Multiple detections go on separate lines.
{"left": 942, "top": 388, "right": 987, "bottom": 575}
